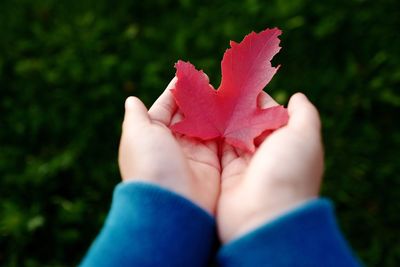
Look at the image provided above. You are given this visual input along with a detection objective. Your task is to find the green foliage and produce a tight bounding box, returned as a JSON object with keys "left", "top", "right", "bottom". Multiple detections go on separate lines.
{"left": 0, "top": 0, "right": 399, "bottom": 266}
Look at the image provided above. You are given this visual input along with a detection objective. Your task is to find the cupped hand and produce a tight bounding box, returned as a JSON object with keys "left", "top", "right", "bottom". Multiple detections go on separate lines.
{"left": 217, "top": 92, "right": 324, "bottom": 243}
{"left": 118, "top": 78, "right": 221, "bottom": 214}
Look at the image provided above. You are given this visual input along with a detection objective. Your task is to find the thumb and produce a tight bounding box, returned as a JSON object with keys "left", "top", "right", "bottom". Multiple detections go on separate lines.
{"left": 287, "top": 93, "right": 321, "bottom": 136}
{"left": 122, "top": 97, "right": 150, "bottom": 131}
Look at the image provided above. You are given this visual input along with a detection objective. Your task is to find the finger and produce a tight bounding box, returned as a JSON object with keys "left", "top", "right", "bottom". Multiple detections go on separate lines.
{"left": 258, "top": 91, "right": 278, "bottom": 109}
{"left": 148, "top": 77, "right": 178, "bottom": 125}
{"left": 123, "top": 96, "right": 151, "bottom": 130}
{"left": 287, "top": 93, "right": 321, "bottom": 134}
{"left": 170, "top": 110, "right": 184, "bottom": 126}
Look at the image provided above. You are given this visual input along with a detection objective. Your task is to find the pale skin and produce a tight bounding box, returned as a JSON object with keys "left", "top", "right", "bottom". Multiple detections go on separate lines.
{"left": 119, "top": 78, "right": 324, "bottom": 243}
{"left": 119, "top": 78, "right": 221, "bottom": 215}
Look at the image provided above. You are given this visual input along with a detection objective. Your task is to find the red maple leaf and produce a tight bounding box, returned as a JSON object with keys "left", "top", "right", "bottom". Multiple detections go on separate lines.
{"left": 170, "top": 28, "right": 289, "bottom": 152}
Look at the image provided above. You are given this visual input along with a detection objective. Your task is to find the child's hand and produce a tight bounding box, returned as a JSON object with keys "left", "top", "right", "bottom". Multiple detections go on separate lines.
{"left": 217, "top": 93, "right": 324, "bottom": 243}
{"left": 118, "top": 78, "right": 221, "bottom": 214}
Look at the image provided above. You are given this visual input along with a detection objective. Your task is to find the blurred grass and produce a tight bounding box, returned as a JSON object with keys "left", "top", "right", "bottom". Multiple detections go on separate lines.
{"left": 0, "top": 0, "right": 399, "bottom": 266}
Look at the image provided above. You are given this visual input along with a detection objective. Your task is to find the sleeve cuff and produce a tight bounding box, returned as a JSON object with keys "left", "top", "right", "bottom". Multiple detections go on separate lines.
{"left": 81, "top": 182, "right": 216, "bottom": 267}
{"left": 217, "top": 198, "right": 362, "bottom": 267}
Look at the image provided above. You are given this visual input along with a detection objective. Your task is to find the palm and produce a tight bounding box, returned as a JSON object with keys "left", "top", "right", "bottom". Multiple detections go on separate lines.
{"left": 217, "top": 93, "right": 324, "bottom": 242}
{"left": 147, "top": 79, "right": 221, "bottom": 214}
{"left": 216, "top": 91, "right": 291, "bottom": 241}
{"left": 218, "top": 91, "right": 280, "bottom": 220}
{"left": 221, "top": 147, "right": 250, "bottom": 181}
{"left": 217, "top": 142, "right": 259, "bottom": 242}
{"left": 177, "top": 136, "right": 220, "bottom": 179}
{"left": 174, "top": 135, "right": 221, "bottom": 213}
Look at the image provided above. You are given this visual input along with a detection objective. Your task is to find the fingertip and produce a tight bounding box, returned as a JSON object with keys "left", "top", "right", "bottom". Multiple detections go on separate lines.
{"left": 288, "top": 92, "right": 314, "bottom": 113}
{"left": 125, "top": 96, "right": 137, "bottom": 109}
{"left": 148, "top": 77, "right": 179, "bottom": 125}
{"left": 123, "top": 96, "right": 150, "bottom": 125}
{"left": 288, "top": 92, "right": 308, "bottom": 108}
{"left": 287, "top": 92, "right": 321, "bottom": 132}
{"left": 126, "top": 96, "right": 147, "bottom": 108}
{"left": 167, "top": 76, "right": 178, "bottom": 90}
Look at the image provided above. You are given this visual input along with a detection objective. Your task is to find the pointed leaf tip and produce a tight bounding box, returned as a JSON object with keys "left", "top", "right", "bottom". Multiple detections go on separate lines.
{"left": 171, "top": 28, "right": 289, "bottom": 151}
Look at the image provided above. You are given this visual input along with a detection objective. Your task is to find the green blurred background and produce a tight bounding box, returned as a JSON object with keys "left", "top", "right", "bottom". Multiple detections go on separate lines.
{"left": 0, "top": 0, "right": 399, "bottom": 266}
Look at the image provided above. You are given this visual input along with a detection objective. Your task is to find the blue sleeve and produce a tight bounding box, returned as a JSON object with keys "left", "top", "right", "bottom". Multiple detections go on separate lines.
{"left": 80, "top": 182, "right": 216, "bottom": 267}
{"left": 217, "top": 198, "right": 362, "bottom": 267}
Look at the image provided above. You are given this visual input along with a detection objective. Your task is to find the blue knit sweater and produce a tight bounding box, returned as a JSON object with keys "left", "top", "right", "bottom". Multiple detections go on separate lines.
{"left": 80, "top": 182, "right": 362, "bottom": 267}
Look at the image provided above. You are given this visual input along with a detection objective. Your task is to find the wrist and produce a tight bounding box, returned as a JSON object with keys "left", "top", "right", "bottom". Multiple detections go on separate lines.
{"left": 223, "top": 197, "right": 316, "bottom": 243}
{"left": 123, "top": 180, "right": 217, "bottom": 216}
